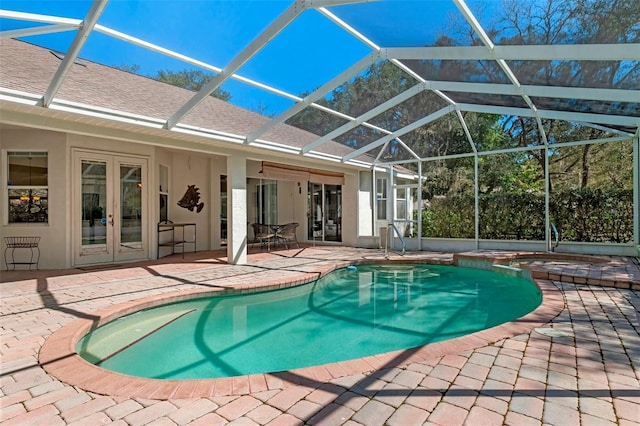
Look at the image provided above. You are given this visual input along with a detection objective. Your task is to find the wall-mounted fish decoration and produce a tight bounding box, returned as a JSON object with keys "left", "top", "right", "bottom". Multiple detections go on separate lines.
{"left": 177, "top": 184, "right": 204, "bottom": 213}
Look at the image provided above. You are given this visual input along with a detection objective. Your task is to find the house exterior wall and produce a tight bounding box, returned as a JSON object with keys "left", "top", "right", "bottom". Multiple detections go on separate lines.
{"left": 158, "top": 149, "right": 212, "bottom": 253}
{"left": 209, "top": 156, "right": 227, "bottom": 250}
{"left": 341, "top": 172, "right": 358, "bottom": 247}
{"left": 1, "top": 128, "right": 69, "bottom": 269}
{"left": 1, "top": 125, "right": 365, "bottom": 269}
{"left": 358, "top": 171, "right": 374, "bottom": 238}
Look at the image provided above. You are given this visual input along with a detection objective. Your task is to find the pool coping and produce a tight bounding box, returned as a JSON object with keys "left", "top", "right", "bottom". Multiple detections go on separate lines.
{"left": 39, "top": 256, "right": 566, "bottom": 400}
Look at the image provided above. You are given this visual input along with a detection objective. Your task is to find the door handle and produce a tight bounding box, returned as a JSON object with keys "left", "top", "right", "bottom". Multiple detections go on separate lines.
{"left": 108, "top": 215, "right": 114, "bottom": 226}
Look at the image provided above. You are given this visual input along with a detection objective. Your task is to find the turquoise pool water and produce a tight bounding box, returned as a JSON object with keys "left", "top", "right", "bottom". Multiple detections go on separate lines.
{"left": 76, "top": 264, "right": 541, "bottom": 379}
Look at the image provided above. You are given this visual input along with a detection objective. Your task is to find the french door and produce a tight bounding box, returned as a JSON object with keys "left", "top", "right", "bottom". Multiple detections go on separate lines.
{"left": 73, "top": 150, "right": 148, "bottom": 266}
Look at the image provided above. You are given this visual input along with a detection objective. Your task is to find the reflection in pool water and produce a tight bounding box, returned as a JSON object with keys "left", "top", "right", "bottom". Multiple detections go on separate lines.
{"left": 77, "top": 264, "right": 541, "bottom": 379}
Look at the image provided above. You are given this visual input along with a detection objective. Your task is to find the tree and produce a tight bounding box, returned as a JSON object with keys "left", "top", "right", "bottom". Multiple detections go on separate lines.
{"left": 113, "top": 65, "right": 231, "bottom": 102}
{"left": 155, "top": 69, "right": 231, "bottom": 101}
{"left": 116, "top": 63, "right": 141, "bottom": 74}
{"left": 286, "top": 60, "right": 418, "bottom": 147}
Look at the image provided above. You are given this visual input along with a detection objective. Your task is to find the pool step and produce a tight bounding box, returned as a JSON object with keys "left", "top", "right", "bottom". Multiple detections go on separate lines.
{"left": 491, "top": 264, "right": 523, "bottom": 278}
{"left": 78, "top": 308, "right": 196, "bottom": 364}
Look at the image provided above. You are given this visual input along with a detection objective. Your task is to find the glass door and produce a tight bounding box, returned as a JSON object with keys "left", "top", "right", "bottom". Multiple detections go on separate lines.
{"left": 74, "top": 150, "right": 148, "bottom": 266}
{"left": 247, "top": 178, "right": 278, "bottom": 225}
{"left": 119, "top": 162, "right": 144, "bottom": 253}
{"left": 257, "top": 181, "right": 278, "bottom": 225}
{"left": 308, "top": 183, "right": 323, "bottom": 241}
{"left": 307, "top": 182, "right": 342, "bottom": 242}
{"left": 80, "top": 158, "right": 110, "bottom": 258}
{"left": 220, "top": 175, "right": 227, "bottom": 246}
{"left": 325, "top": 184, "right": 342, "bottom": 242}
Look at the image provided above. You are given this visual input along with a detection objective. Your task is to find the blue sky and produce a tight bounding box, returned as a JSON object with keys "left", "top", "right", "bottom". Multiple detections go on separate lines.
{"left": 0, "top": 0, "right": 478, "bottom": 115}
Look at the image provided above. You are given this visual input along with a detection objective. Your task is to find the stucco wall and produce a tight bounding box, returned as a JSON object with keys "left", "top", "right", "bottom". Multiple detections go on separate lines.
{"left": 1, "top": 128, "right": 68, "bottom": 269}
{"left": 1, "top": 129, "right": 158, "bottom": 269}
{"left": 1, "top": 125, "right": 365, "bottom": 269}
{"left": 358, "top": 171, "right": 374, "bottom": 238}
{"left": 341, "top": 172, "right": 358, "bottom": 247}
{"left": 164, "top": 152, "right": 211, "bottom": 252}
{"left": 154, "top": 148, "right": 229, "bottom": 253}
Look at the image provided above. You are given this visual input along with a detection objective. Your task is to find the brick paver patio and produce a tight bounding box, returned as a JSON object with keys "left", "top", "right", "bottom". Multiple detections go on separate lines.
{"left": 1, "top": 247, "right": 638, "bottom": 425}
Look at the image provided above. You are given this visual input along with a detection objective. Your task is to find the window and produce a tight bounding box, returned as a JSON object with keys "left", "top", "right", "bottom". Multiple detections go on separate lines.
{"left": 7, "top": 152, "right": 48, "bottom": 223}
{"left": 256, "top": 181, "right": 278, "bottom": 225}
{"left": 396, "top": 187, "right": 407, "bottom": 220}
{"left": 376, "top": 177, "right": 387, "bottom": 220}
{"left": 159, "top": 164, "right": 169, "bottom": 222}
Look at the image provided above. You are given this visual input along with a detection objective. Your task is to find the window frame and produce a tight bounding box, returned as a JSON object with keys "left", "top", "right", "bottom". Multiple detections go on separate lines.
{"left": 376, "top": 177, "right": 387, "bottom": 220}
{"left": 6, "top": 151, "right": 49, "bottom": 224}
{"left": 159, "top": 164, "right": 169, "bottom": 223}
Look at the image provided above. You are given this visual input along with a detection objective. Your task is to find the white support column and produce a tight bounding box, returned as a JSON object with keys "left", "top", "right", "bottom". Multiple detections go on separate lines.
{"left": 474, "top": 153, "right": 479, "bottom": 249}
{"left": 634, "top": 129, "right": 639, "bottom": 253}
{"left": 417, "top": 161, "right": 422, "bottom": 251}
{"left": 544, "top": 143, "right": 551, "bottom": 251}
{"left": 227, "top": 156, "right": 247, "bottom": 265}
{"left": 372, "top": 167, "right": 377, "bottom": 238}
{"left": 388, "top": 164, "right": 394, "bottom": 226}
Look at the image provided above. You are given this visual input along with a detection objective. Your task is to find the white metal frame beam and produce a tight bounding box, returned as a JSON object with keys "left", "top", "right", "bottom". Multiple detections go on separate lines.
{"left": 317, "top": 6, "right": 379, "bottom": 50}
{"left": 458, "top": 104, "right": 640, "bottom": 128}
{"left": 374, "top": 135, "right": 630, "bottom": 165}
{"left": 343, "top": 106, "right": 454, "bottom": 161}
{"left": 246, "top": 51, "right": 380, "bottom": 143}
{"left": 1, "top": 0, "right": 638, "bottom": 167}
{"left": 166, "top": 0, "right": 307, "bottom": 129}
{"left": 0, "top": 10, "right": 305, "bottom": 106}
{"left": 301, "top": 82, "right": 426, "bottom": 154}
{"left": 0, "top": 23, "right": 78, "bottom": 39}
{"left": 456, "top": 109, "right": 477, "bottom": 154}
{"left": 585, "top": 123, "right": 635, "bottom": 137}
{"left": 193, "top": 95, "right": 640, "bottom": 166}
{"left": 0, "top": 10, "right": 81, "bottom": 33}
{"left": 423, "top": 81, "right": 640, "bottom": 104}
{"left": 454, "top": 0, "right": 549, "bottom": 148}
{"left": 42, "top": 0, "right": 108, "bottom": 108}
{"left": 318, "top": 1, "right": 462, "bottom": 163}
{"left": 384, "top": 44, "right": 640, "bottom": 61}
{"left": 634, "top": 128, "right": 639, "bottom": 248}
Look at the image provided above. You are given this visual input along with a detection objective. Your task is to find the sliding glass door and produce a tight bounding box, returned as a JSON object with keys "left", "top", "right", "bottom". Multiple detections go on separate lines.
{"left": 246, "top": 177, "right": 278, "bottom": 224}
{"left": 307, "top": 182, "right": 342, "bottom": 242}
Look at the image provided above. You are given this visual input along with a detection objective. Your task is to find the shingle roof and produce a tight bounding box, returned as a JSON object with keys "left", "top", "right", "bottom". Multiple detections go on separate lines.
{"left": 0, "top": 38, "right": 358, "bottom": 159}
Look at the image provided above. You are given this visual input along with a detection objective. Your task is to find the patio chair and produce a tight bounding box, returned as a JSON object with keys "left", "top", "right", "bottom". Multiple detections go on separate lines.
{"left": 277, "top": 222, "right": 300, "bottom": 249}
{"left": 251, "top": 223, "right": 275, "bottom": 251}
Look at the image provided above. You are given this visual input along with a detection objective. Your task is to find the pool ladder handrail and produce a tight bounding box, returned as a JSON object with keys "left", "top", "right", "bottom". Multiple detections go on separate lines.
{"left": 549, "top": 223, "right": 559, "bottom": 252}
{"left": 385, "top": 223, "right": 406, "bottom": 258}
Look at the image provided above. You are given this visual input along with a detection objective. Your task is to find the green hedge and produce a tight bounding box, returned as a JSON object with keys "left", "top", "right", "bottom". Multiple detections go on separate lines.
{"left": 421, "top": 194, "right": 475, "bottom": 238}
{"left": 421, "top": 188, "right": 633, "bottom": 243}
{"left": 550, "top": 188, "right": 633, "bottom": 243}
{"left": 479, "top": 193, "right": 545, "bottom": 240}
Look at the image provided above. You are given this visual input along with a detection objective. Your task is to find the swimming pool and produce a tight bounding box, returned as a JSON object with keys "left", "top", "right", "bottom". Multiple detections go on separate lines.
{"left": 76, "top": 264, "right": 541, "bottom": 379}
